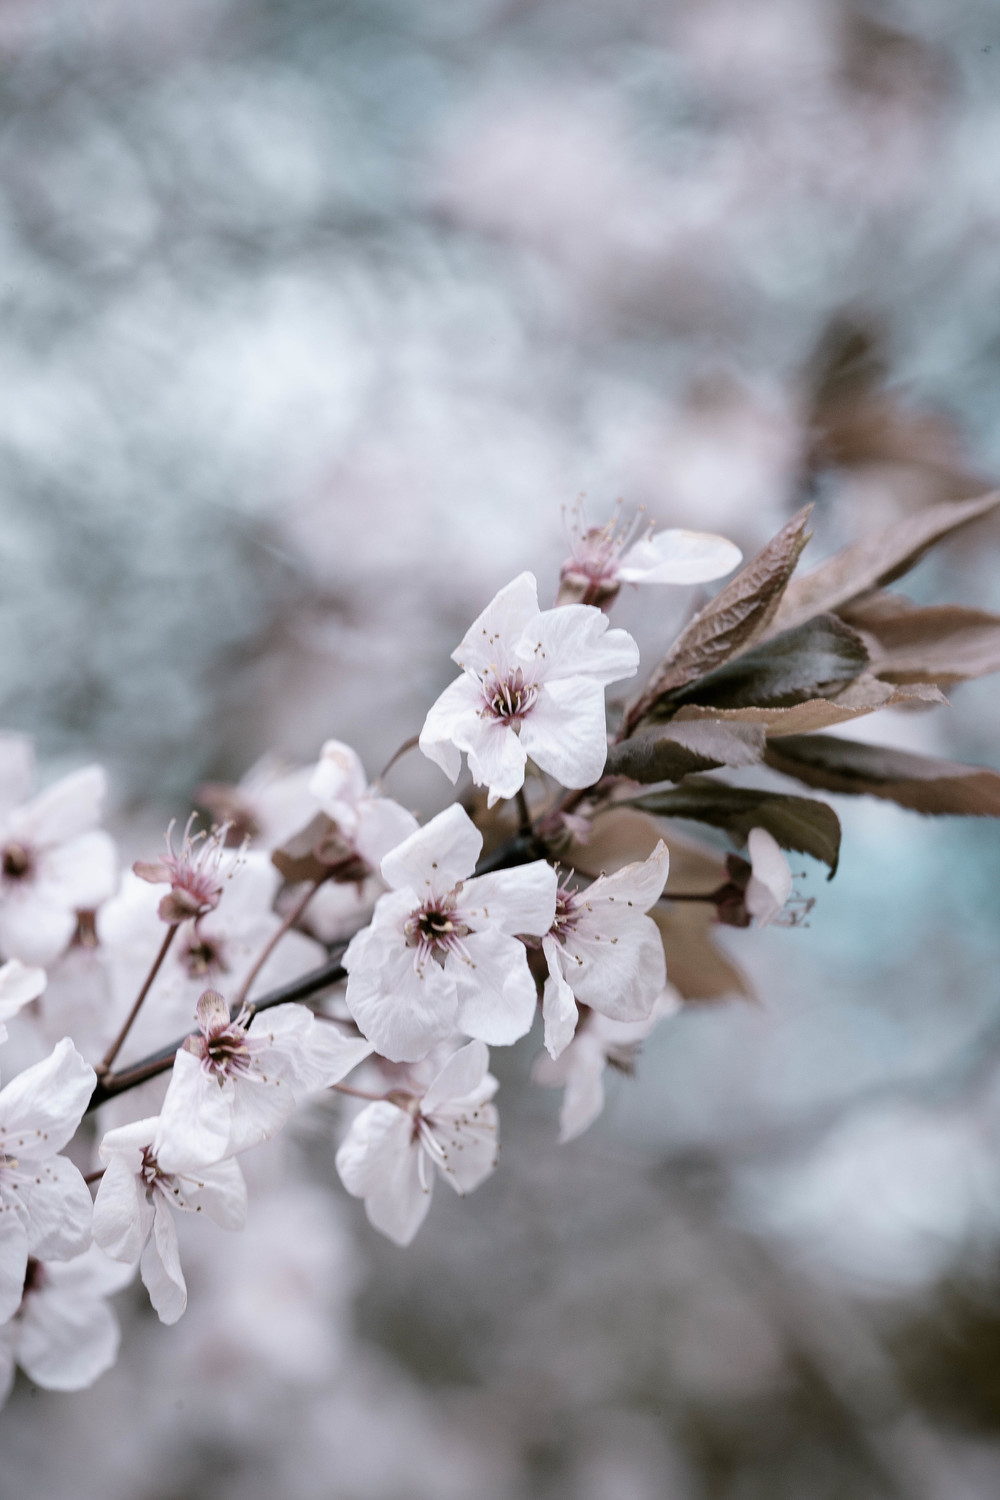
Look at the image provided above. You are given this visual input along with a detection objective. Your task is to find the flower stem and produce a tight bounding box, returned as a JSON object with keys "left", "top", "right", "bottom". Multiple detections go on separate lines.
{"left": 231, "top": 879, "right": 322, "bottom": 1010}
{"left": 377, "top": 733, "right": 420, "bottom": 785}
{"left": 96, "top": 923, "right": 179, "bottom": 1078}
{"left": 331, "top": 1081, "right": 391, "bottom": 1102}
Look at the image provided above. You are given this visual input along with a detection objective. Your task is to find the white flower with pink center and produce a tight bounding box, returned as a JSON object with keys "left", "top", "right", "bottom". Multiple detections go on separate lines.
{"left": 0, "top": 1037, "right": 96, "bottom": 1322}
{"left": 156, "top": 990, "right": 373, "bottom": 1164}
{"left": 343, "top": 804, "right": 557, "bottom": 1063}
{"left": 0, "top": 736, "right": 117, "bottom": 966}
{"left": 541, "top": 841, "right": 670, "bottom": 1060}
{"left": 419, "top": 572, "right": 641, "bottom": 806}
{"left": 336, "top": 1040, "right": 498, "bottom": 1246}
{"left": 92, "top": 1112, "right": 247, "bottom": 1325}
{"left": 533, "top": 994, "right": 679, "bottom": 1143}
{"left": 308, "top": 740, "right": 419, "bottom": 870}
{"left": 559, "top": 501, "right": 742, "bottom": 607}
{"left": 0, "top": 1245, "right": 133, "bottom": 1407}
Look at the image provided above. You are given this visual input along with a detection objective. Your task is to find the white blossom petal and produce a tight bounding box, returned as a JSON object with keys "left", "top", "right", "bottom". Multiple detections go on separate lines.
{"left": 541, "top": 938, "right": 579, "bottom": 1060}
{"left": 10, "top": 766, "right": 106, "bottom": 847}
{"left": 0, "top": 1038, "right": 96, "bottom": 1156}
{"left": 0, "top": 896, "right": 77, "bottom": 968}
{"left": 346, "top": 929, "right": 458, "bottom": 1063}
{"left": 336, "top": 1101, "right": 431, "bottom": 1247}
{"left": 141, "top": 1197, "right": 187, "bottom": 1324}
{"left": 182, "top": 1157, "right": 248, "bottom": 1230}
{"left": 459, "top": 861, "right": 557, "bottom": 937}
{"left": 417, "top": 676, "right": 476, "bottom": 784}
{"left": 17, "top": 1265, "right": 121, "bottom": 1391}
{"left": 617, "top": 529, "right": 742, "bottom": 585}
{"left": 156, "top": 1049, "right": 234, "bottom": 1166}
{"left": 380, "top": 804, "right": 482, "bottom": 897}
{"left": 451, "top": 571, "right": 540, "bottom": 675}
{"left": 459, "top": 717, "right": 527, "bottom": 807}
{"left": 41, "top": 830, "right": 118, "bottom": 912}
{"left": 429, "top": 1108, "right": 499, "bottom": 1196}
{"left": 556, "top": 1034, "right": 608, "bottom": 1143}
{"left": 92, "top": 1149, "right": 152, "bottom": 1264}
{"left": 308, "top": 740, "right": 368, "bottom": 822}
{"left": 518, "top": 676, "right": 610, "bottom": 789}
{"left": 353, "top": 798, "right": 420, "bottom": 870}
{"left": 516, "top": 604, "right": 640, "bottom": 686}
{"left": 453, "top": 928, "right": 538, "bottom": 1046}
{"left": 0, "top": 1208, "right": 28, "bottom": 1323}
{"left": 421, "top": 1040, "right": 492, "bottom": 1113}
{"left": 16, "top": 1155, "right": 93, "bottom": 1260}
{"left": 746, "top": 827, "right": 793, "bottom": 927}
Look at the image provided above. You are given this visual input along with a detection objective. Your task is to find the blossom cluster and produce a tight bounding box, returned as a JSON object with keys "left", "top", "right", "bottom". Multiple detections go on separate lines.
{"left": 3, "top": 491, "right": 993, "bottom": 1406}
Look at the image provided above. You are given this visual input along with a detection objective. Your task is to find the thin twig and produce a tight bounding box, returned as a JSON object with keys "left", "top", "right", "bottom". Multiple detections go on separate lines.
{"left": 231, "top": 879, "right": 321, "bottom": 1010}
{"left": 331, "top": 1081, "right": 393, "bottom": 1102}
{"left": 377, "top": 733, "right": 420, "bottom": 784}
{"left": 97, "top": 923, "right": 179, "bottom": 1077}
{"left": 84, "top": 1168, "right": 105, "bottom": 1186}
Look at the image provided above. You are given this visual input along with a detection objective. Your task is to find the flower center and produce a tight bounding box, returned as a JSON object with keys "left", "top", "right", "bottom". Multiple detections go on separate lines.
{"left": 404, "top": 900, "right": 472, "bottom": 968}
{"left": 1, "top": 842, "right": 32, "bottom": 882}
{"left": 183, "top": 932, "right": 228, "bottom": 980}
{"left": 202, "top": 1024, "right": 253, "bottom": 1077}
{"left": 484, "top": 667, "right": 538, "bottom": 725}
{"left": 139, "top": 1145, "right": 163, "bottom": 1189}
{"left": 551, "top": 883, "right": 579, "bottom": 939}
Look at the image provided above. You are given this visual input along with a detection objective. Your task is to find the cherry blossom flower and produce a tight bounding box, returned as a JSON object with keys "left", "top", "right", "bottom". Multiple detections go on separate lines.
{"left": 156, "top": 990, "right": 373, "bottom": 1164}
{"left": 98, "top": 855, "right": 328, "bottom": 1063}
{"left": 541, "top": 842, "right": 670, "bottom": 1060}
{"left": 533, "top": 994, "right": 679, "bottom": 1142}
{"left": 308, "top": 740, "right": 419, "bottom": 870}
{"left": 92, "top": 1113, "right": 247, "bottom": 1325}
{"left": 343, "top": 804, "right": 556, "bottom": 1062}
{"left": 0, "top": 960, "right": 46, "bottom": 1047}
{"left": 336, "top": 1040, "right": 499, "bottom": 1246}
{"left": 558, "top": 501, "right": 742, "bottom": 607}
{"left": 134, "top": 815, "right": 235, "bottom": 924}
{"left": 0, "top": 1245, "right": 133, "bottom": 1407}
{"left": 745, "top": 828, "right": 794, "bottom": 928}
{"left": 419, "top": 572, "right": 640, "bottom": 806}
{"left": 713, "top": 830, "right": 811, "bottom": 930}
{"left": 0, "top": 738, "right": 117, "bottom": 966}
{"left": 0, "top": 1037, "right": 96, "bottom": 1322}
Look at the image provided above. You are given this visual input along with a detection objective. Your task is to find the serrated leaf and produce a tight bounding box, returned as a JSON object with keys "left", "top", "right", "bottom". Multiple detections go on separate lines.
{"left": 625, "top": 506, "right": 813, "bottom": 730}
{"left": 770, "top": 491, "right": 1000, "bottom": 635}
{"left": 627, "top": 777, "right": 842, "bottom": 875}
{"left": 664, "top": 613, "right": 869, "bottom": 712}
{"left": 840, "top": 594, "right": 1000, "bottom": 685}
{"left": 670, "top": 676, "right": 946, "bottom": 734}
{"left": 604, "top": 721, "right": 766, "bottom": 784}
{"left": 764, "top": 735, "right": 1000, "bottom": 817}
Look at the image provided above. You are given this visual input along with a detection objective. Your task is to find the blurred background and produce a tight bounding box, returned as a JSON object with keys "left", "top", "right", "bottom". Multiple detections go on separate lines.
{"left": 3, "top": 0, "right": 1000, "bottom": 1495}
